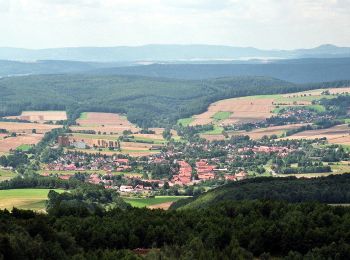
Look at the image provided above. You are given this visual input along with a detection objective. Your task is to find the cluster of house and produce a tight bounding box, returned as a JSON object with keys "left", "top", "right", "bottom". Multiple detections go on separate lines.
{"left": 238, "top": 146, "right": 293, "bottom": 157}
{"left": 169, "top": 159, "right": 247, "bottom": 186}
{"left": 45, "top": 154, "right": 131, "bottom": 172}
{"left": 171, "top": 160, "right": 192, "bottom": 185}
{"left": 277, "top": 107, "right": 333, "bottom": 123}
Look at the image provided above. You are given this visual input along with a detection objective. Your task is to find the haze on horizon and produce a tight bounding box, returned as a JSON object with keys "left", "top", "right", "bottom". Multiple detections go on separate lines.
{"left": 0, "top": 0, "right": 349, "bottom": 50}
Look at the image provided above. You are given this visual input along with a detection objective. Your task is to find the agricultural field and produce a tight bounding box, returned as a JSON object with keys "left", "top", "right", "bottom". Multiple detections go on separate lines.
{"left": 285, "top": 124, "right": 350, "bottom": 146}
{"left": 190, "top": 96, "right": 275, "bottom": 126}
{"left": 74, "top": 112, "right": 139, "bottom": 133}
{"left": 200, "top": 124, "right": 308, "bottom": 142}
{"left": 188, "top": 87, "right": 349, "bottom": 127}
{"left": 0, "top": 189, "right": 63, "bottom": 211}
{"left": 177, "top": 117, "right": 194, "bottom": 127}
{"left": 123, "top": 196, "right": 189, "bottom": 209}
{"left": 5, "top": 111, "right": 67, "bottom": 122}
{"left": 0, "top": 120, "right": 63, "bottom": 155}
{"left": 228, "top": 124, "right": 307, "bottom": 140}
{"left": 0, "top": 122, "right": 61, "bottom": 134}
{"left": 0, "top": 134, "right": 43, "bottom": 154}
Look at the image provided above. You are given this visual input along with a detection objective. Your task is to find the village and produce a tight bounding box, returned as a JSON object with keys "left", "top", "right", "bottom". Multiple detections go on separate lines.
{"left": 37, "top": 133, "right": 309, "bottom": 196}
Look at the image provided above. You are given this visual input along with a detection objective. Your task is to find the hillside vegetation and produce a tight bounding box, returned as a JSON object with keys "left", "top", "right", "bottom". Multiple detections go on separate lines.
{"left": 0, "top": 74, "right": 349, "bottom": 127}
{"left": 171, "top": 174, "right": 350, "bottom": 210}
{"left": 97, "top": 58, "right": 350, "bottom": 83}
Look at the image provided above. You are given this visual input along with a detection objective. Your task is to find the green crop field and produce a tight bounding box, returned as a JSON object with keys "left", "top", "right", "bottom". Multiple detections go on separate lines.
{"left": 201, "top": 126, "right": 224, "bottom": 135}
{"left": 78, "top": 112, "right": 88, "bottom": 119}
{"left": 0, "top": 169, "right": 17, "bottom": 182}
{"left": 0, "top": 189, "right": 64, "bottom": 211}
{"left": 16, "top": 144, "right": 32, "bottom": 152}
{"left": 132, "top": 136, "right": 165, "bottom": 144}
{"left": 177, "top": 117, "right": 194, "bottom": 127}
{"left": 212, "top": 111, "right": 232, "bottom": 121}
{"left": 123, "top": 196, "right": 189, "bottom": 208}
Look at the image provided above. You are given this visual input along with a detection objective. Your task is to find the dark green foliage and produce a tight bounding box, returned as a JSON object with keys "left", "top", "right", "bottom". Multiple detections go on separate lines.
{"left": 47, "top": 186, "right": 130, "bottom": 217}
{"left": 0, "top": 152, "right": 28, "bottom": 169}
{"left": 0, "top": 176, "right": 83, "bottom": 190}
{"left": 1, "top": 74, "right": 349, "bottom": 127}
{"left": 3, "top": 200, "right": 350, "bottom": 259}
{"left": 171, "top": 174, "right": 350, "bottom": 209}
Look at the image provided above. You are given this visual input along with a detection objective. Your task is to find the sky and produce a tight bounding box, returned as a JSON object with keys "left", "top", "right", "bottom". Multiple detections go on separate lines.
{"left": 0, "top": 0, "right": 349, "bottom": 49}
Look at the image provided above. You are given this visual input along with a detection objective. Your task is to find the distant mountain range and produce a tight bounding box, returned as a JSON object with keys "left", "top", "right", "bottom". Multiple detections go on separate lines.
{"left": 0, "top": 44, "right": 350, "bottom": 62}
{"left": 1, "top": 57, "right": 349, "bottom": 84}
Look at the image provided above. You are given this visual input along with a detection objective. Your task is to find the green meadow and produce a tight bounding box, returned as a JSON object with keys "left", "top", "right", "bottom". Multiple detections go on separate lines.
{"left": 212, "top": 111, "right": 232, "bottom": 121}
{"left": 0, "top": 189, "right": 64, "bottom": 211}
{"left": 123, "top": 196, "right": 189, "bottom": 208}
{"left": 177, "top": 117, "right": 194, "bottom": 127}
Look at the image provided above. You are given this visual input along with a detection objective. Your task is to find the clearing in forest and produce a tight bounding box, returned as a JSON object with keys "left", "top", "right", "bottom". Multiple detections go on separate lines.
{"left": 5, "top": 111, "right": 67, "bottom": 122}
{"left": 123, "top": 196, "right": 189, "bottom": 209}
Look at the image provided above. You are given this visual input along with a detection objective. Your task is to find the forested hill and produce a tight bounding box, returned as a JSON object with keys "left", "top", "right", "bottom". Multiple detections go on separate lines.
{"left": 2, "top": 58, "right": 350, "bottom": 84}
{"left": 0, "top": 74, "right": 349, "bottom": 127}
{"left": 171, "top": 174, "right": 350, "bottom": 210}
{"left": 95, "top": 58, "right": 350, "bottom": 83}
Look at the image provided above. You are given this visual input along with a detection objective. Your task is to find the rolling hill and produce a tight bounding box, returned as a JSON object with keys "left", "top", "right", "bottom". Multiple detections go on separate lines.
{"left": 0, "top": 74, "right": 349, "bottom": 127}
{"left": 96, "top": 58, "right": 350, "bottom": 83}
{"left": 0, "top": 44, "right": 349, "bottom": 62}
{"left": 171, "top": 174, "right": 350, "bottom": 210}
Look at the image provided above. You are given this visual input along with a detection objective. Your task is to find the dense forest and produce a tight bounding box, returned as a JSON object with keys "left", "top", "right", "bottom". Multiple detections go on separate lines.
{"left": 0, "top": 74, "right": 349, "bottom": 127}
{"left": 97, "top": 57, "right": 350, "bottom": 83}
{"left": 171, "top": 174, "right": 350, "bottom": 210}
{"left": 1, "top": 175, "right": 350, "bottom": 258}
{"left": 2, "top": 199, "right": 350, "bottom": 259}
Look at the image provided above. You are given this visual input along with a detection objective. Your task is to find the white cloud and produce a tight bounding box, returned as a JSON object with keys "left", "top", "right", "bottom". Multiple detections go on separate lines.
{"left": 0, "top": 0, "right": 349, "bottom": 49}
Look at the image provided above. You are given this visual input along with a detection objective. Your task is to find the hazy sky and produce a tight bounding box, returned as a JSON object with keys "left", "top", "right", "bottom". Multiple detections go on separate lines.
{"left": 0, "top": 0, "right": 349, "bottom": 49}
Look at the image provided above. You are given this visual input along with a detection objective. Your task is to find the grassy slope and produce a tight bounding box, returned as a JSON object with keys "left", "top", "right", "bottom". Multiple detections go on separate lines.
{"left": 123, "top": 196, "right": 189, "bottom": 208}
{"left": 177, "top": 118, "right": 194, "bottom": 127}
{"left": 171, "top": 174, "right": 350, "bottom": 210}
{"left": 16, "top": 144, "right": 32, "bottom": 151}
{"left": 212, "top": 111, "right": 232, "bottom": 121}
{"left": 0, "top": 189, "right": 63, "bottom": 211}
{"left": 2, "top": 73, "right": 348, "bottom": 127}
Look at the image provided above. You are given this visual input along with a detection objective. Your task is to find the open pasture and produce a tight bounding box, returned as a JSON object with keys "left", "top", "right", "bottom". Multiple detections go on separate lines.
{"left": 229, "top": 124, "right": 306, "bottom": 140}
{"left": 123, "top": 196, "right": 189, "bottom": 209}
{"left": 190, "top": 96, "right": 275, "bottom": 126}
{"left": 0, "top": 189, "right": 63, "bottom": 211}
{"left": 0, "top": 122, "right": 61, "bottom": 134}
{"left": 5, "top": 111, "right": 67, "bottom": 122}
{"left": 188, "top": 87, "right": 348, "bottom": 127}
{"left": 0, "top": 134, "right": 43, "bottom": 154}
{"left": 200, "top": 123, "right": 307, "bottom": 141}
{"left": 72, "top": 112, "right": 139, "bottom": 134}
{"left": 76, "top": 112, "right": 138, "bottom": 129}
{"left": 281, "top": 87, "right": 350, "bottom": 97}
{"left": 285, "top": 124, "right": 350, "bottom": 145}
